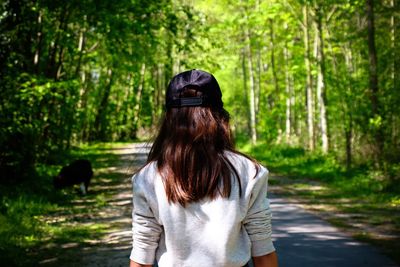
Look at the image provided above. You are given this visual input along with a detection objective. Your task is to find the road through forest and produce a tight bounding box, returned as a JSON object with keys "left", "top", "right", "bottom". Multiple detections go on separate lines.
{"left": 38, "top": 143, "right": 398, "bottom": 267}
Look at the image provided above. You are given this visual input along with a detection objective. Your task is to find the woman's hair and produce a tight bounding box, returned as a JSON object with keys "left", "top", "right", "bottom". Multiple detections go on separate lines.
{"left": 147, "top": 88, "right": 255, "bottom": 206}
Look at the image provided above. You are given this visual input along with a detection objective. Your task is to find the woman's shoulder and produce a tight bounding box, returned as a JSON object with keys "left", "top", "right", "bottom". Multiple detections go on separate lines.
{"left": 224, "top": 150, "right": 268, "bottom": 178}
{"left": 131, "top": 161, "right": 158, "bottom": 186}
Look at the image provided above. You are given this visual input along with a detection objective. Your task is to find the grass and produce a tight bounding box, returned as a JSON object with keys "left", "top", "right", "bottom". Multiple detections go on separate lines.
{"left": 2, "top": 140, "right": 399, "bottom": 265}
{"left": 238, "top": 141, "right": 400, "bottom": 264}
{"left": 0, "top": 142, "right": 129, "bottom": 266}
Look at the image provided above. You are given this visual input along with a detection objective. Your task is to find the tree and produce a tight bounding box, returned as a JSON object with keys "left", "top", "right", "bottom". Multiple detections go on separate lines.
{"left": 366, "top": 0, "right": 383, "bottom": 162}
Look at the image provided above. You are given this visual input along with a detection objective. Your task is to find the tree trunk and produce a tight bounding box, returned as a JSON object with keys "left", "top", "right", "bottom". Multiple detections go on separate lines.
{"left": 33, "top": 10, "right": 43, "bottom": 73}
{"left": 255, "top": 42, "right": 262, "bottom": 116}
{"left": 94, "top": 68, "right": 114, "bottom": 140}
{"left": 343, "top": 41, "right": 356, "bottom": 169}
{"left": 269, "top": 19, "right": 279, "bottom": 100}
{"left": 46, "top": 5, "right": 69, "bottom": 79}
{"left": 241, "top": 47, "right": 251, "bottom": 135}
{"left": 345, "top": 116, "right": 353, "bottom": 170}
{"left": 390, "top": 0, "right": 399, "bottom": 147}
{"left": 75, "top": 16, "right": 87, "bottom": 77}
{"left": 55, "top": 47, "right": 65, "bottom": 80}
{"left": 391, "top": 0, "right": 396, "bottom": 86}
{"left": 366, "top": 0, "right": 383, "bottom": 160}
{"left": 245, "top": 27, "right": 257, "bottom": 144}
{"left": 316, "top": 9, "right": 329, "bottom": 153}
{"left": 151, "top": 65, "right": 164, "bottom": 124}
{"left": 132, "top": 63, "right": 146, "bottom": 134}
{"left": 303, "top": 5, "right": 314, "bottom": 150}
{"left": 284, "top": 24, "right": 292, "bottom": 144}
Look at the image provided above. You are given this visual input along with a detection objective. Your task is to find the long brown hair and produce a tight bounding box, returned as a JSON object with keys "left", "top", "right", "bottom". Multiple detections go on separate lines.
{"left": 147, "top": 89, "right": 252, "bottom": 206}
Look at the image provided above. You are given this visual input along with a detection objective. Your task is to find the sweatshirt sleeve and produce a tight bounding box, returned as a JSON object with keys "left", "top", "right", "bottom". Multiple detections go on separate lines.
{"left": 243, "top": 168, "right": 276, "bottom": 257}
{"left": 130, "top": 174, "right": 162, "bottom": 265}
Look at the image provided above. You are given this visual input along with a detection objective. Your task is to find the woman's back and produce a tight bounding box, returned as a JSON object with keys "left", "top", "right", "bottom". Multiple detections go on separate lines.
{"left": 129, "top": 70, "right": 277, "bottom": 267}
{"left": 131, "top": 151, "right": 274, "bottom": 267}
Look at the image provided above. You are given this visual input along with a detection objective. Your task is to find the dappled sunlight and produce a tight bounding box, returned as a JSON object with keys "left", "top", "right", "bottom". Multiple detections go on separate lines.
{"left": 1, "top": 0, "right": 399, "bottom": 264}
{"left": 269, "top": 173, "right": 400, "bottom": 248}
{"left": 28, "top": 143, "right": 399, "bottom": 267}
{"left": 39, "top": 257, "right": 58, "bottom": 265}
{"left": 61, "top": 242, "right": 79, "bottom": 249}
{"left": 270, "top": 196, "right": 398, "bottom": 267}
{"left": 34, "top": 143, "right": 148, "bottom": 267}
{"left": 90, "top": 183, "right": 131, "bottom": 192}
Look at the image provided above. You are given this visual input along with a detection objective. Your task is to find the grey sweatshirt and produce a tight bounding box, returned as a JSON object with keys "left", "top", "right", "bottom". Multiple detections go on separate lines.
{"left": 130, "top": 151, "right": 275, "bottom": 267}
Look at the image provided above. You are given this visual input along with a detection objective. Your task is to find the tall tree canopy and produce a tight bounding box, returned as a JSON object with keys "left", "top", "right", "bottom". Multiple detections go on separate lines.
{"left": 1, "top": 0, "right": 399, "bottom": 183}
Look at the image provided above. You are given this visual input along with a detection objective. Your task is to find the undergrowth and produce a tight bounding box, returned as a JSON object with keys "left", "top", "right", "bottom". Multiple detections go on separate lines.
{"left": 238, "top": 141, "right": 400, "bottom": 264}
{"left": 239, "top": 141, "right": 400, "bottom": 201}
{"left": 0, "top": 142, "right": 123, "bottom": 266}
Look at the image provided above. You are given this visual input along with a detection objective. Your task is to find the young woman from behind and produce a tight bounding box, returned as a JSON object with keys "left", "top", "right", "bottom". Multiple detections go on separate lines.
{"left": 129, "top": 69, "right": 278, "bottom": 267}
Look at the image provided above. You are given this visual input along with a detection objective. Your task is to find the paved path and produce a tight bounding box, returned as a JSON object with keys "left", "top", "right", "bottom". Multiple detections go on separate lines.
{"left": 39, "top": 143, "right": 398, "bottom": 267}
{"left": 269, "top": 195, "right": 398, "bottom": 267}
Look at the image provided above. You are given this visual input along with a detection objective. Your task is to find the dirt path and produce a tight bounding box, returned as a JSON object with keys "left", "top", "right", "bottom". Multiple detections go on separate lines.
{"left": 38, "top": 143, "right": 149, "bottom": 267}
{"left": 75, "top": 143, "right": 150, "bottom": 267}
{"left": 37, "top": 144, "right": 398, "bottom": 267}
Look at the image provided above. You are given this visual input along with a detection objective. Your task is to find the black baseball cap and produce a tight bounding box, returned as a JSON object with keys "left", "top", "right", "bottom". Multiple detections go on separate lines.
{"left": 166, "top": 69, "right": 223, "bottom": 109}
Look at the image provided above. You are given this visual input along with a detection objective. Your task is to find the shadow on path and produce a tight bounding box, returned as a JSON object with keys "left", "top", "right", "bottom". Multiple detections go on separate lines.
{"left": 38, "top": 143, "right": 150, "bottom": 267}
{"left": 271, "top": 195, "right": 398, "bottom": 267}
{"left": 38, "top": 144, "right": 398, "bottom": 267}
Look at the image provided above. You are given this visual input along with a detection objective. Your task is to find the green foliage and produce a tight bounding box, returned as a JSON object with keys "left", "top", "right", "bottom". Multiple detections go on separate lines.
{"left": 1, "top": 0, "right": 399, "bottom": 252}
{"left": 0, "top": 0, "right": 209, "bottom": 182}
{"left": 2, "top": 0, "right": 398, "bottom": 185}
{"left": 0, "top": 142, "right": 123, "bottom": 266}
{"left": 240, "top": 141, "right": 343, "bottom": 181}
{"left": 0, "top": 187, "right": 59, "bottom": 266}
{"left": 240, "top": 141, "right": 400, "bottom": 198}
{"left": 0, "top": 195, "right": 56, "bottom": 246}
{"left": 2, "top": 0, "right": 398, "bottom": 263}
{"left": 240, "top": 141, "right": 400, "bottom": 264}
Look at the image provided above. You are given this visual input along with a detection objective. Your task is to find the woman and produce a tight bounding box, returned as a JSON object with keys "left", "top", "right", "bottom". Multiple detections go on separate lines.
{"left": 129, "top": 69, "right": 278, "bottom": 267}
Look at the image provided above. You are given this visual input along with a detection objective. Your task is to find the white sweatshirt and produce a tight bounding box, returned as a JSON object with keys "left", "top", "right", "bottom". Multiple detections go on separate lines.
{"left": 130, "top": 151, "right": 275, "bottom": 267}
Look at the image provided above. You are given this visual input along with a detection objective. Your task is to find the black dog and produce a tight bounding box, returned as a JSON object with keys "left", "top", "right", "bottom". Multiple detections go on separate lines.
{"left": 54, "top": 159, "right": 93, "bottom": 194}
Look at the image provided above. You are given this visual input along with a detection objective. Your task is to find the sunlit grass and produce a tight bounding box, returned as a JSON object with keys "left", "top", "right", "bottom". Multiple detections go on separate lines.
{"left": 45, "top": 222, "right": 109, "bottom": 243}
{"left": 238, "top": 141, "right": 400, "bottom": 264}
{"left": 95, "top": 193, "right": 108, "bottom": 207}
{"left": 239, "top": 141, "right": 399, "bottom": 198}
{"left": 0, "top": 142, "right": 132, "bottom": 266}
{"left": 240, "top": 141, "right": 343, "bottom": 180}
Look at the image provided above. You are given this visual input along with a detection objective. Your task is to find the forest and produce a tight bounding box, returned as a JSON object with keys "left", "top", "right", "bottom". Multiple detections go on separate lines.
{"left": 1, "top": 0, "right": 399, "bottom": 182}
{"left": 0, "top": 0, "right": 399, "bottom": 265}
